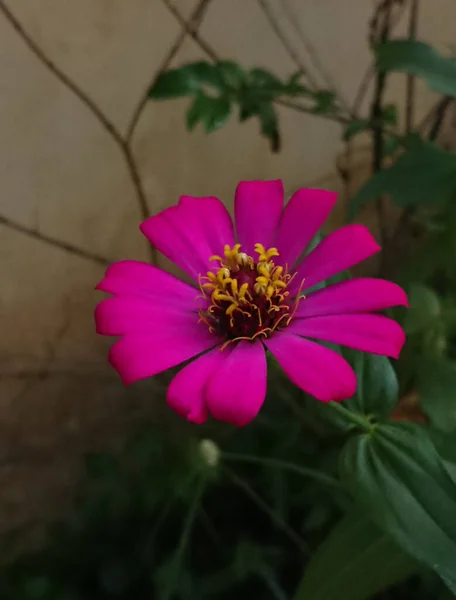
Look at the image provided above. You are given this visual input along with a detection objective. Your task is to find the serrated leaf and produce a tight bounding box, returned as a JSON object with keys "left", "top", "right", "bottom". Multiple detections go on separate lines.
{"left": 349, "top": 140, "right": 456, "bottom": 217}
{"left": 340, "top": 422, "right": 456, "bottom": 591}
{"left": 216, "top": 60, "right": 245, "bottom": 89}
{"left": 312, "top": 90, "right": 336, "bottom": 114}
{"left": 285, "top": 71, "right": 311, "bottom": 96}
{"left": 249, "top": 67, "right": 283, "bottom": 89}
{"left": 343, "top": 119, "right": 371, "bottom": 141}
{"left": 345, "top": 352, "right": 399, "bottom": 416}
{"left": 377, "top": 40, "right": 456, "bottom": 97}
{"left": 293, "top": 511, "right": 417, "bottom": 600}
{"left": 186, "top": 93, "right": 231, "bottom": 133}
{"left": 149, "top": 62, "right": 222, "bottom": 99}
{"left": 258, "top": 102, "right": 280, "bottom": 152}
{"left": 239, "top": 100, "right": 261, "bottom": 121}
{"left": 417, "top": 357, "right": 456, "bottom": 432}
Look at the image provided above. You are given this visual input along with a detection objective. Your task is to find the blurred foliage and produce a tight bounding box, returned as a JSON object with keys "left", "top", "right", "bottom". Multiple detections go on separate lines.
{"left": 149, "top": 61, "right": 344, "bottom": 152}
{"left": 6, "top": 4, "right": 456, "bottom": 600}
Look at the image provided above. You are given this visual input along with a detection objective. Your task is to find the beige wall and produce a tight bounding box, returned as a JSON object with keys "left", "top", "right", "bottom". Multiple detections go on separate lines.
{"left": 0, "top": 0, "right": 455, "bottom": 536}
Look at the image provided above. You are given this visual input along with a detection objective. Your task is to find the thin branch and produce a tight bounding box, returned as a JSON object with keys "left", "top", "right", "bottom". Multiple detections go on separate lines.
{"left": 405, "top": 0, "right": 419, "bottom": 134}
{"left": 371, "top": 0, "right": 394, "bottom": 247}
{"left": 224, "top": 467, "right": 309, "bottom": 555}
{"left": 162, "top": 0, "right": 350, "bottom": 125}
{"left": 0, "top": 0, "right": 156, "bottom": 264}
{"left": 162, "top": 0, "right": 217, "bottom": 61}
{"left": 0, "top": 1, "right": 123, "bottom": 145}
{"left": 0, "top": 214, "right": 110, "bottom": 266}
{"left": 126, "top": 0, "right": 213, "bottom": 142}
{"left": 351, "top": 0, "right": 408, "bottom": 116}
{"left": 279, "top": 0, "right": 353, "bottom": 116}
{"left": 256, "top": 0, "right": 318, "bottom": 89}
{"left": 419, "top": 96, "right": 452, "bottom": 140}
{"left": 428, "top": 97, "right": 452, "bottom": 141}
{"left": 275, "top": 98, "right": 350, "bottom": 124}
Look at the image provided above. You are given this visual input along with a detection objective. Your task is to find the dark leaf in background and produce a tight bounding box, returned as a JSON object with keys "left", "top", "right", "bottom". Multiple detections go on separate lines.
{"left": 149, "top": 62, "right": 223, "bottom": 99}
{"left": 377, "top": 40, "right": 456, "bottom": 98}
{"left": 382, "top": 103, "right": 398, "bottom": 126}
{"left": 345, "top": 352, "right": 399, "bottom": 417}
{"left": 340, "top": 422, "right": 456, "bottom": 592}
{"left": 417, "top": 357, "right": 456, "bottom": 433}
{"left": 285, "top": 71, "right": 311, "bottom": 96}
{"left": 239, "top": 99, "right": 261, "bottom": 122}
{"left": 186, "top": 93, "right": 231, "bottom": 133}
{"left": 343, "top": 119, "right": 371, "bottom": 141}
{"left": 248, "top": 67, "right": 284, "bottom": 95}
{"left": 350, "top": 139, "right": 456, "bottom": 217}
{"left": 293, "top": 511, "right": 417, "bottom": 600}
{"left": 258, "top": 102, "right": 281, "bottom": 152}
{"left": 403, "top": 283, "right": 441, "bottom": 335}
{"left": 216, "top": 60, "right": 246, "bottom": 89}
{"left": 382, "top": 135, "right": 401, "bottom": 158}
{"left": 312, "top": 90, "right": 337, "bottom": 114}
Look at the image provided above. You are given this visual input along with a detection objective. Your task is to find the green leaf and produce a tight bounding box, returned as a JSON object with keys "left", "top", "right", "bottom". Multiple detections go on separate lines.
{"left": 248, "top": 68, "right": 283, "bottom": 92}
{"left": 258, "top": 102, "right": 280, "bottom": 152}
{"left": 186, "top": 93, "right": 231, "bottom": 133}
{"left": 377, "top": 40, "right": 456, "bottom": 97}
{"left": 239, "top": 100, "right": 261, "bottom": 121}
{"left": 312, "top": 90, "right": 337, "bottom": 114}
{"left": 343, "top": 119, "right": 371, "bottom": 141}
{"left": 404, "top": 283, "right": 441, "bottom": 334}
{"left": 382, "top": 104, "right": 398, "bottom": 126}
{"left": 216, "top": 60, "right": 245, "bottom": 89}
{"left": 346, "top": 352, "right": 399, "bottom": 416}
{"left": 285, "top": 71, "right": 311, "bottom": 96}
{"left": 349, "top": 140, "right": 456, "bottom": 217}
{"left": 382, "top": 135, "right": 401, "bottom": 157}
{"left": 149, "top": 62, "right": 222, "bottom": 99}
{"left": 340, "top": 422, "right": 456, "bottom": 591}
{"left": 293, "top": 511, "right": 417, "bottom": 600}
{"left": 417, "top": 357, "right": 456, "bottom": 432}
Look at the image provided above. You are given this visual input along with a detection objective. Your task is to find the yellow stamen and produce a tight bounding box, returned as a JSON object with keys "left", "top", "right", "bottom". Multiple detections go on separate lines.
{"left": 198, "top": 242, "right": 302, "bottom": 343}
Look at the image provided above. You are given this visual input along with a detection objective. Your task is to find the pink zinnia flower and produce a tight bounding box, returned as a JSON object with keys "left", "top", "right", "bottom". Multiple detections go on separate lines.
{"left": 95, "top": 180, "right": 407, "bottom": 426}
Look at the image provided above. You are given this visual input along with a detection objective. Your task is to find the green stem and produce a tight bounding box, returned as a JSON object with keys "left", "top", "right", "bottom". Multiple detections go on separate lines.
{"left": 224, "top": 466, "right": 309, "bottom": 555}
{"left": 161, "top": 478, "right": 205, "bottom": 600}
{"left": 222, "top": 452, "right": 341, "bottom": 489}
{"left": 329, "top": 401, "right": 374, "bottom": 433}
{"left": 257, "top": 563, "right": 289, "bottom": 600}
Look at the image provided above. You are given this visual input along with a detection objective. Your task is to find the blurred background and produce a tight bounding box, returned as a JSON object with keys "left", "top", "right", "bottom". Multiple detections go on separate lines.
{"left": 1, "top": 1, "right": 456, "bottom": 596}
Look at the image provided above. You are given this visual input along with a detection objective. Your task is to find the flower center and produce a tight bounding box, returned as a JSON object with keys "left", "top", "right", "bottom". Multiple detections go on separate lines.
{"left": 198, "top": 243, "right": 303, "bottom": 346}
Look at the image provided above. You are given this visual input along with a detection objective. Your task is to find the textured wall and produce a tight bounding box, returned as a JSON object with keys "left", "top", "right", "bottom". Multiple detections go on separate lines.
{"left": 0, "top": 0, "right": 455, "bottom": 536}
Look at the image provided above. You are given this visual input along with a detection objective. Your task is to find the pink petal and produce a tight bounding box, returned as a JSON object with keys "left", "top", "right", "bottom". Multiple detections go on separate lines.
{"left": 205, "top": 341, "right": 267, "bottom": 426}
{"left": 274, "top": 188, "right": 337, "bottom": 269}
{"left": 178, "top": 195, "right": 235, "bottom": 260}
{"left": 109, "top": 325, "right": 221, "bottom": 385}
{"left": 235, "top": 180, "right": 284, "bottom": 256}
{"left": 140, "top": 206, "right": 204, "bottom": 281}
{"left": 295, "top": 278, "right": 408, "bottom": 319}
{"left": 95, "top": 296, "right": 199, "bottom": 336}
{"left": 96, "top": 260, "right": 199, "bottom": 308}
{"left": 265, "top": 332, "right": 356, "bottom": 402}
{"left": 141, "top": 197, "right": 234, "bottom": 282}
{"left": 166, "top": 346, "right": 227, "bottom": 424}
{"left": 287, "top": 314, "right": 406, "bottom": 359}
{"left": 289, "top": 225, "right": 381, "bottom": 296}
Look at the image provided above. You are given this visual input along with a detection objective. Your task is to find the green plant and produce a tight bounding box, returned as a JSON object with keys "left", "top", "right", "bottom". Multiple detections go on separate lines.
{"left": 5, "top": 0, "right": 456, "bottom": 598}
